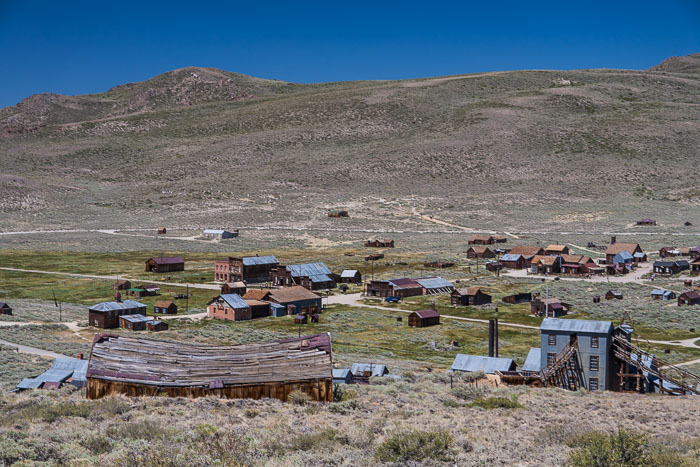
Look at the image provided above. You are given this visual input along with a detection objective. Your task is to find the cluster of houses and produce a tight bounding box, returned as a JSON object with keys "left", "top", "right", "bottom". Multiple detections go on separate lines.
{"left": 113, "top": 279, "right": 160, "bottom": 298}
{"left": 366, "top": 276, "right": 454, "bottom": 298}
{"left": 87, "top": 299, "right": 169, "bottom": 331}
{"left": 655, "top": 245, "right": 700, "bottom": 276}
{"left": 332, "top": 363, "right": 402, "bottom": 384}
{"left": 206, "top": 286, "right": 323, "bottom": 323}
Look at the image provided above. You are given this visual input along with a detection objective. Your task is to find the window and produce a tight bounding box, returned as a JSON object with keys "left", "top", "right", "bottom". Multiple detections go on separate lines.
{"left": 548, "top": 334, "right": 557, "bottom": 346}
{"left": 547, "top": 352, "right": 556, "bottom": 366}
{"left": 589, "top": 355, "right": 599, "bottom": 371}
{"left": 589, "top": 377, "right": 599, "bottom": 391}
{"left": 591, "top": 336, "right": 599, "bottom": 349}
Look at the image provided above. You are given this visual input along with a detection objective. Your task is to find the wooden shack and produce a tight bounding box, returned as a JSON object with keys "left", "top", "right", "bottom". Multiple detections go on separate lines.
{"left": 119, "top": 314, "right": 151, "bottom": 331}
{"left": 328, "top": 210, "right": 349, "bottom": 218}
{"left": 145, "top": 256, "right": 185, "bottom": 273}
{"left": 678, "top": 291, "right": 700, "bottom": 306}
{"left": 365, "top": 238, "right": 394, "bottom": 248}
{"left": 0, "top": 302, "right": 12, "bottom": 316}
{"left": 637, "top": 218, "right": 657, "bottom": 226}
{"left": 468, "top": 235, "right": 495, "bottom": 245}
{"left": 153, "top": 300, "right": 177, "bottom": 314}
{"left": 605, "top": 290, "right": 623, "bottom": 300}
{"left": 146, "top": 321, "right": 169, "bottom": 332}
{"left": 502, "top": 293, "right": 532, "bottom": 304}
{"left": 157, "top": 227, "right": 167, "bottom": 234}
{"left": 221, "top": 281, "right": 247, "bottom": 295}
{"left": 112, "top": 279, "right": 131, "bottom": 290}
{"left": 451, "top": 287, "right": 492, "bottom": 306}
{"left": 86, "top": 333, "right": 333, "bottom": 402}
{"left": 88, "top": 300, "right": 147, "bottom": 329}
{"left": 408, "top": 309, "right": 440, "bottom": 327}
{"left": 466, "top": 246, "right": 495, "bottom": 259}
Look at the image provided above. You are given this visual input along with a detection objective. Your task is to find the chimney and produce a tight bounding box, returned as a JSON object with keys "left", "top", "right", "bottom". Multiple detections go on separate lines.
{"left": 488, "top": 319, "right": 495, "bottom": 357}
{"left": 611, "top": 236, "right": 616, "bottom": 245}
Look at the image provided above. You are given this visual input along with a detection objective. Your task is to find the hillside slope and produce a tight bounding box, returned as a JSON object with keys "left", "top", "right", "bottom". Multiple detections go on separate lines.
{"left": 0, "top": 56, "right": 698, "bottom": 232}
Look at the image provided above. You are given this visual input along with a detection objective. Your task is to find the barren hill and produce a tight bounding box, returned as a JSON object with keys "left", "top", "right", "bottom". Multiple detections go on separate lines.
{"left": 0, "top": 55, "right": 698, "bottom": 232}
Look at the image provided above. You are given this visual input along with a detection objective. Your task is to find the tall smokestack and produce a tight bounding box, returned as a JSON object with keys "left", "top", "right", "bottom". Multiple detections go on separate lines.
{"left": 488, "top": 320, "right": 494, "bottom": 357}
{"left": 494, "top": 317, "right": 499, "bottom": 358}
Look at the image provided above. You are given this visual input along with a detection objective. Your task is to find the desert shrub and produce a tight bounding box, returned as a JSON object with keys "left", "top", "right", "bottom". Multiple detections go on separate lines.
{"left": 106, "top": 419, "right": 166, "bottom": 441}
{"left": 568, "top": 428, "right": 691, "bottom": 467}
{"left": 468, "top": 396, "right": 522, "bottom": 410}
{"left": 328, "top": 399, "right": 360, "bottom": 414}
{"left": 3, "top": 401, "right": 93, "bottom": 425}
{"left": 375, "top": 429, "right": 455, "bottom": 463}
{"left": 369, "top": 376, "right": 395, "bottom": 385}
{"left": 244, "top": 408, "right": 260, "bottom": 418}
{"left": 288, "top": 390, "right": 310, "bottom": 406}
{"left": 451, "top": 384, "right": 485, "bottom": 401}
{"left": 0, "top": 436, "right": 36, "bottom": 465}
{"left": 290, "top": 429, "right": 341, "bottom": 451}
{"left": 332, "top": 383, "right": 345, "bottom": 402}
{"left": 96, "top": 397, "right": 131, "bottom": 416}
{"left": 81, "top": 434, "right": 112, "bottom": 455}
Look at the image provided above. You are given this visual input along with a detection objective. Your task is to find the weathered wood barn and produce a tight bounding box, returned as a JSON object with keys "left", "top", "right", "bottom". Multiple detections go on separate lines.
{"left": 365, "top": 238, "right": 394, "bottom": 248}
{"left": 86, "top": 333, "right": 334, "bottom": 401}
{"left": 531, "top": 298, "right": 569, "bottom": 317}
{"left": 408, "top": 309, "right": 440, "bottom": 327}
{"left": 145, "top": 256, "right": 185, "bottom": 273}
{"left": 466, "top": 246, "right": 495, "bottom": 259}
{"left": 605, "top": 238, "right": 644, "bottom": 265}
{"left": 451, "top": 287, "right": 492, "bottom": 306}
{"left": 153, "top": 300, "right": 177, "bottom": 314}
{"left": 637, "top": 218, "right": 657, "bottom": 226}
{"left": 112, "top": 279, "right": 131, "bottom": 290}
{"left": 0, "top": 302, "right": 12, "bottom": 315}
{"left": 678, "top": 291, "right": 700, "bottom": 306}
{"left": 468, "top": 235, "right": 495, "bottom": 245}
{"left": 88, "top": 300, "right": 147, "bottom": 328}
{"left": 207, "top": 294, "right": 252, "bottom": 321}
{"left": 339, "top": 269, "right": 362, "bottom": 284}
{"left": 545, "top": 244, "right": 570, "bottom": 256}
{"left": 502, "top": 292, "right": 532, "bottom": 304}
{"left": 215, "top": 255, "right": 279, "bottom": 283}
{"left": 272, "top": 262, "right": 336, "bottom": 290}
{"left": 221, "top": 281, "right": 247, "bottom": 295}
{"left": 500, "top": 253, "right": 528, "bottom": 269}
{"left": 328, "top": 209, "right": 349, "bottom": 218}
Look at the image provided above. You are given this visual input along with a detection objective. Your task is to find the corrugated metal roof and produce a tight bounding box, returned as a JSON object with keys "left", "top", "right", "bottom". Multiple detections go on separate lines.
{"left": 522, "top": 348, "right": 542, "bottom": 372}
{"left": 242, "top": 255, "right": 279, "bottom": 266}
{"left": 389, "top": 278, "right": 421, "bottom": 289}
{"left": 415, "top": 277, "right": 453, "bottom": 290}
{"left": 287, "top": 262, "right": 332, "bottom": 278}
{"left": 149, "top": 256, "right": 184, "bottom": 265}
{"left": 35, "top": 369, "right": 74, "bottom": 384}
{"left": 413, "top": 309, "right": 440, "bottom": 319}
{"left": 501, "top": 254, "right": 523, "bottom": 261}
{"left": 89, "top": 300, "right": 146, "bottom": 312}
{"left": 221, "top": 294, "right": 249, "bottom": 309}
{"left": 540, "top": 318, "right": 612, "bottom": 334}
{"left": 203, "top": 229, "right": 226, "bottom": 234}
{"left": 651, "top": 289, "right": 672, "bottom": 296}
{"left": 16, "top": 357, "right": 89, "bottom": 390}
{"left": 450, "top": 354, "right": 515, "bottom": 374}
{"left": 17, "top": 378, "right": 43, "bottom": 389}
{"left": 341, "top": 270, "right": 358, "bottom": 278}
{"left": 52, "top": 358, "right": 88, "bottom": 382}
{"left": 309, "top": 274, "right": 333, "bottom": 283}
{"left": 120, "top": 314, "right": 153, "bottom": 323}
{"left": 332, "top": 369, "right": 351, "bottom": 379}
{"left": 351, "top": 363, "right": 388, "bottom": 377}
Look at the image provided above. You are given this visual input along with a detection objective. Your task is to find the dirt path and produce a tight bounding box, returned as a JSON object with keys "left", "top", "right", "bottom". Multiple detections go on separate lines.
{"left": 0, "top": 338, "right": 67, "bottom": 359}
{"left": 0, "top": 266, "right": 221, "bottom": 290}
{"left": 410, "top": 207, "right": 475, "bottom": 232}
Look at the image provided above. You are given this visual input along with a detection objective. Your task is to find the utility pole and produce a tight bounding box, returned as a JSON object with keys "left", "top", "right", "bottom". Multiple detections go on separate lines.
{"left": 186, "top": 284, "right": 189, "bottom": 313}
{"left": 545, "top": 280, "right": 549, "bottom": 318}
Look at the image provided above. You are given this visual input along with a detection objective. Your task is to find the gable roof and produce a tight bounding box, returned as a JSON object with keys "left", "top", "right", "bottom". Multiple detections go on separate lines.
{"left": 412, "top": 309, "right": 440, "bottom": 319}
{"left": 606, "top": 242, "right": 642, "bottom": 255}
{"left": 120, "top": 314, "right": 153, "bottom": 324}
{"left": 268, "top": 286, "right": 320, "bottom": 303}
{"left": 208, "top": 294, "right": 249, "bottom": 309}
{"left": 88, "top": 300, "right": 146, "bottom": 312}
{"left": 154, "top": 300, "right": 174, "bottom": 308}
{"left": 389, "top": 278, "right": 422, "bottom": 289}
{"left": 540, "top": 318, "right": 612, "bottom": 334}
{"left": 509, "top": 246, "right": 544, "bottom": 257}
{"left": 468, "top": 234, "right": 494, "bottom": 242}
{"left": 532, "top": 255, "right": 559, "bottom": 266}
{"left": 521, "top": 348, "right": 543, "bottom": 372}
{"left": 501, "top": 253, "right": 523, "bottom": 262}
{"left": 242, "top": 255, "right": 279, "bottom": 266}
{"left": 651, "top": 289, "right": 673, "bottom": 296}
{"left": 286, "top": 262, "right": 333, "bottom": 283}
{"left": 454, "top": 287, "right": 484, "bottom": 296}
{"left": 350, "top": 363, "right": 388, "bottom": 377}
{"left": 560, "top": 254, "right": 584, "bottom": 264}
{"left": 340, "top": 269, "right": 359, "bottom": 278}
{"left": 680, "top": 291, "right": 700, "bottom": 300}
{"left": 468, "top": 245, "right": 492, "bottom": 253}
{"left": 147, "top": 256, "right": 184, "bottom": 265}
{"left": 450, "top": 354, "right": 515, "bottom": 374}
{"left": 546, "top": 244, "right": 568, "bottom": 252}
{"left": 0, "top": 302, "right": 9, "bottom": 309}
{"left": 415, "top": 276, "right": 453, "bottom": 290}
{"left": 614, "top": 251, "right": 634, "bottom": 261}
{"left": 243, "top": 289, "right": 271, "bottom": 301}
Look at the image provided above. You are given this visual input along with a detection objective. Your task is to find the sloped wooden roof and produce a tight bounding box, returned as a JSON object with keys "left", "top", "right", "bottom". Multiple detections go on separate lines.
{"left": 87, "top": 333, "right": 332, "bottom": 387}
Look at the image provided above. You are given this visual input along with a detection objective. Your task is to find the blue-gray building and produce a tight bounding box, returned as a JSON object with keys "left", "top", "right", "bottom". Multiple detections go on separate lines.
{"left": 332, "top": 369, "right": 353, "bottom": 384}
{"left": 540, "top": 318, "right": 613, "bottom": 391}
{"left": 450, "top": 354, "right": 516, "bottom": 374}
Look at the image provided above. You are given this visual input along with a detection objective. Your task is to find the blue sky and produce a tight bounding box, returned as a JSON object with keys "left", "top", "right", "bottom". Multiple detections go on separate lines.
{"left": 0, "top": 0, "right": 698, "bottom": 107}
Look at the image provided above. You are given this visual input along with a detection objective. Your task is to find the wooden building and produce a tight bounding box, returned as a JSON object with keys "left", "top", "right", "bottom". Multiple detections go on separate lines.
{"left": 605, "top": 239, "right": 645, "bottom": 265}
{"left": 245, "top": 300, "right": 271, "bottom": 319}
{"left": 408, "top": 309, "right": 440, "bottom": 327}
{"left": 214, "top": 255, "right": 279, "bottom": 283}
{"left": 424, "top": 261, "right": 455, "bottom": 269}
{"left": 494, "top": 236, "right": 508, "bottom": 243}
{"left": 451, "top": 287, "right": 492, "bottom": 306}
{"left": 157, "top": 227, "right": 167, "bottom": 234}
{"left": 637, "top": 218, "right": 657, "bottom": 226}
{"left": 365, "top": 280, "right": 395, "bottom": 298}
{"left": 365, "top": 238, "right": 394, "bottom": 248}
{"left": 0, "top": 302, "right": 12, "bottom": 315}
{"left": 145, "top": 256, "right": 184, "bottom": 273}
{"left": 272, "top": 262, "right": 336, "bottom": 290}
{"left": 500, "top": 253, "right": 528, "bottom": 269}
{"left": 146, "top": 321, "right": 168, "bottom": 332}
{"left": 502, "top": 293, "right": 532, "bottom": 304}
{"left": 530, "top": 255, "right": 561, "bottom": 274}
{"left": 653, "top": 260, "right": 690, "bottom": 275}
{"left": 153, "top": 300, "right": 177, "bottom": 314}
{"left": 112, "top": 279, "right": 131, "bottom": 290}
{"left": 466, "top": 246, "right": 495, "bottom": 259}
{"left": 221, "top": 281, "right": 247, "bottom": 295}
{"left": 207, "top": 294, "right": 252, "bottom": 321}
{"left": 468, "top": 235, "right": 495, "bottom": 245}
{"left": 678, "top": 291, "right": 700, "bottom": 306}
{"left": 88, "top": 300, "right": 147, "bottom": 329}
{"left": 119, "top": 314, "right": 152, "bottom": 331}
{"left": 266, "top": 287, "right": 322, "bottom": 315}
{"left": 605, "top": 290, "right": 623, "bottom": 300}
{"left": 339, "top": 269, "right": 362, "bottom": 284}
{"left": 86, "top": 333, "right": 334, "bottom": 402}
{"left": 365, "top": 253, "right": 384, "bottom": 261}
{"left": 328, "top": 210, "right": 349, "bottom": 218}
{"left": 485, "top": 261, "right": 503, "bottom": 272}
{"left": 692, "top": 257, "right": 700, "bottom": 275}
{"left": 545, "top": 245, "right": 570, "bottom": 256}
{"left": 531, "top": 298, "right": 569, "bottom": 317}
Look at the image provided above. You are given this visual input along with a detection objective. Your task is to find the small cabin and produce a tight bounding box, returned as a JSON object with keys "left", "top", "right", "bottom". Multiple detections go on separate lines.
{"left": 157, "top": 227, "right": 167, "bottom": 235}
{"left": 339, "top": 270, "right": 362, "bottom": 284}
{"left": 328, "top": 210, "right": 349, "bottom": 218}
{"left": 605, "top": 290, "right": 623, "bottom": 300}
{"left": 678, "top": 291, "right": 700, "bottom": 306}
{"left": 0, "top": 302, "right": 12, "bottom": 316}
{"left": 145, "top": 256, "right": 185, "bottom": 273}
{"left": 221, "top": 281, "right": 247, "bottom": 295}
{"left": 451, "top": 288, "right": 492, "bottom": 306}
{"left": 365, "top": 238, "right": 394, "bottom": 248}
{"left": 332, "top": 369, "right": 353, "bottom": 384}
{"left": 119, "top": 314, "right": 152, "bottom": 331}
{"left": 651, "top": 289, "right": 675, "bottom": 301}
{"left": 154, "top": 300, "right": 177, "bottom": 314}
{"left": 146, "top": 320, "right": 168, "bottom": 332}
{"left": 408, "top": 309, "right": 440, "bottom": 328}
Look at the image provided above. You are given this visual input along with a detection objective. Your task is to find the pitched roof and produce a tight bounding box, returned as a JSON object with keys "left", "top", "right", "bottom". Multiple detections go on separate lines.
{"left": 468, "top": 245, "right": 492, "bottom": 253}
{"left": 243, "top": 289, "right": 271, "bottom": 300}
{"left": 680, "top": 291, "right": 700, "bottom": 300}
{"left": 468, "top": 235, "right": 494, "bottom": 242}
{"left": 268, "top": 286, "right": 321, "bottom": 303}
{"left": 614, "top": 251, "right": 634, "bottom": 261}
{"left": 412, "top": 309, "right": 440, "bottom": 319}
{"left": 286, "top": 263, "right": 333, "bottom": 283}
{"left": 340, "top": 270, "right": 359, "bottom": 278}
{"left": 546, "top": 244, "right": 568, "bottom": 252}
{"left": 388, "top": 278, "right": 422, "bottom": 289}
{"left": 89, "top": 300, "right": 146, "bottom": 312}
{"left": 16, "top": 357, "right": 89, "bottom": 390}
{"left": 224, "top": 281, "right": 247, "bottom": 288}
{"left": 87, "top": 334, "right": 333, "bottom": 387}
{"left": 350, "top": 363, "right": 388, "bottom": 377}
{"left": 501, "top": 253, "right": 523, "bottom": 261}
{"left": 508, "top": 246, "right": 544, "bottom": 257}
{"left": 540, "top": 318, "right": 612, "bottom": 334}
{"left": 651, "top": 289, "right": 672, "bottom": 295}
{"left": 154, "top": 300, "right": 174, "bottom": 308}
{"left": 454, "top": 287, "right": 484, "bottom": 296}
{"left": 415, "top": 276, "right": 453, "bottom": 290}
{"left": 242, "top": 255, "right": 279, "bottom": 266}
{"left": 120, "top": 314, "right": 153, "bottom": 324}
{"left": 560, "top": 254, "right": 584, "bottom": 263}
{"left": 148, "top": 256, "right": 184, "bottom": 265}
{"left": 532, "top": 255, "right": 559, "bottom": 266}
{"left": 209, "top": 294, "right": 249, "bottom": 309}
{"left": 521, "top": 348, "right": 543, "bottom": 372}
{"left": 0, "top": 302, "right": 9, "bottom": 309}
{"left": 450, "top": 354, "right": 515, "bottom": 374}
{"left": 606, "top": 242, "right": 641, "bottom": 255}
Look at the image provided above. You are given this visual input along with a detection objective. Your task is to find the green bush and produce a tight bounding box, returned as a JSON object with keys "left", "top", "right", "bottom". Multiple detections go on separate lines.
{"left": 328, "top": 399, "right": 360, "bottom": 414}
{"left": 81, "top": 434, "right": 112, "bottom": 455}
{"left": 290, "top": 429, "right": 341, "bottom": 451}
{"left": 468, "top": 396, "right": 523, "bottom": 410}
{"left": 288, "top": 390, "right": 310, "bottom": 406}
{"left": 451, "top": 384, "right": 485, "bottom": 401}
{"left": 568, "top": 429, "right": 692, "bottom": 467}
{"left": 375, "top": 429, "right": 455, "bottom": 463}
